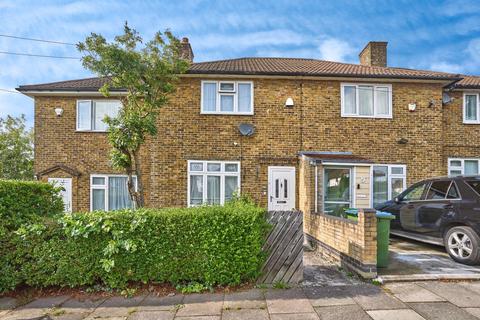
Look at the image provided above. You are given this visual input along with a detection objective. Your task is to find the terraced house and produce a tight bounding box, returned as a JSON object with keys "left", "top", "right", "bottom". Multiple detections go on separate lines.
{"left": 17, "top": 40, "right": 480, "bottom": 221}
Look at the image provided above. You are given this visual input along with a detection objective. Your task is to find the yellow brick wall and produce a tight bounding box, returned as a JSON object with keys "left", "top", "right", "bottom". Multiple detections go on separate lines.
{"left": 34, "top": 78, "right": 476, "bottom": 211}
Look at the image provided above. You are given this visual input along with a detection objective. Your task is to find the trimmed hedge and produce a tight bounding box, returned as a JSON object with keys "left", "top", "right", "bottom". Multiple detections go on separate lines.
{"left": 0, "top": 179, "right": 64, "bottom": 232}
{"left": 0, "top": 200, "right": 268, "bottom": 292}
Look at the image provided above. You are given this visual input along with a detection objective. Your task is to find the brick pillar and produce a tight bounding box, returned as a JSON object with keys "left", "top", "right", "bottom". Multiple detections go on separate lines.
{"left": 358, "top": 208, "right": 377, "bottom": 266}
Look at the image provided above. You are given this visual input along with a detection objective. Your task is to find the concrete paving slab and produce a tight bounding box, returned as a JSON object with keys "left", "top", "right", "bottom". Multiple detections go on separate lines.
{"left": 174, "top": 317, "right": 220, "bottom": 320}
{"left": 99, "top": 296, "right": 146, "bottom": 308}
{"left": 367, "top": 309, "right": 426, "bottom": 320}
{"left": 223, "top": 289, "right": 265, "bottom": 310}
{"left": 383, "top": 283, "right": 445, "bottom": 303}
{"left": 314, "top": 305, "right": 371, "bottom": 320}
{"left": 418, "top": 282, "right": 480, "bottom": 308}
{"left": 0, "top": 297, "right": 17, "bottom": 310}
{"left": 409, "top": 302, "right": 478, "bottom": 320}
{"left": 1, "top": 307, "right": 48, "bottom": 320}
{"left": 459, "top": 282, "right": 480, "bottom": 296}
{"left": 138, "top": 294, "right": 184, "bottom": 311}
{"left": 59, "top": 296, "right": 107, "bottom": 315}
{"left": 127, "top": 310, "right": 174, "bottom": 320}
{"left": 303, "top": 286, "right": 356, "bottom": 307}
{"left": 222, "top": 308, "right": 269, "bottom": 320}
{"left": 89, "top": 295, "right": 146, "bottom": 318}
{"left": 270, "top": 313, "right": 320, "bottom": 320}
{"left": 265, "top": 289, "right": 314, "bottom": 314}
{"left": 464, "top": 308, "right": 480, "bottom": 318}
{"left": 175, "top": 293, "right": 223, "bottom": 317}
{"left": 50, "top": 311, "right": 91, "bottom": 320}
{"left": 350, "top": 285, "right": 406, "bottom": 310}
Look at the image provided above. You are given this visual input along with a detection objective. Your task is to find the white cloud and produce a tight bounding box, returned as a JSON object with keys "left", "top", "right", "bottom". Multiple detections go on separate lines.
{"left": 318, "top": 38, "right": 355, "bottom": 62}
{"left": 429, "top": 62, "right": 464, "bottom": 74}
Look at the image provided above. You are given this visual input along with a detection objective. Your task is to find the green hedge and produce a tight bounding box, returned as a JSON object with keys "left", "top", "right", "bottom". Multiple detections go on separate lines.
{"left": 0, "top": 179, "right": 64, "bottom": 232}
{"left": 0, "top": 200, "right": 268, "bottom": 292}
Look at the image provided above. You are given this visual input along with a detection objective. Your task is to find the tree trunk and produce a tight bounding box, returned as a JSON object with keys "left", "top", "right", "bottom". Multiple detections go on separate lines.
{"left": 131, "top": 149, "right": 145, "bottom": 208}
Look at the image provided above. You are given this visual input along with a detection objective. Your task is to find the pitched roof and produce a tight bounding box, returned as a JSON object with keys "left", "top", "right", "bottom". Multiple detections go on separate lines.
{"left": 452, "top": 75, "right": 480, "bottom": 89}
{"left": 17, "top": 57, "right": 466, "bottom": 93}
{"left": 188, "top": 57, "right": 461, "bottom": 80}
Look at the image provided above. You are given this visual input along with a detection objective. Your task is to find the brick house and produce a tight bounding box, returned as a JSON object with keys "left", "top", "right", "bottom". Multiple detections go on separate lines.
{"left": 17, "top": 40, "right": 480, "bottom": 220}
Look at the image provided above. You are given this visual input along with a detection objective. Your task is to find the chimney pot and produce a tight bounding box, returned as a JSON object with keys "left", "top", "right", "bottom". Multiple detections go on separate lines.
{"left": 180, "top": 37, "right": 194, "bottom": 62}
{"left": 359, "top": 41, "right": 388, "bottom": 67}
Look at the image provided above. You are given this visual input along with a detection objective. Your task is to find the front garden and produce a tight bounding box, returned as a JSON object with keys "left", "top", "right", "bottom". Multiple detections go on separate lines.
{"left": 0, "top": 180, "right": 269, "bottom": 293}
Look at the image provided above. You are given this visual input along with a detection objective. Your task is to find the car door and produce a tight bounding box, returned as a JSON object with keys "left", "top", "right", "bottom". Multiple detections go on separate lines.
{"left": 415, "top": 180, "right": 458, "bottom": 236}
{"left": 399, "top": 181, "right": 428, "bottom": 232}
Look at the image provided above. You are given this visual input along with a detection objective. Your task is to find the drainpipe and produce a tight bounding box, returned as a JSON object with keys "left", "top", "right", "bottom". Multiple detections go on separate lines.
{"left": 314, "top": 163, "right": 318, "bottom": 213}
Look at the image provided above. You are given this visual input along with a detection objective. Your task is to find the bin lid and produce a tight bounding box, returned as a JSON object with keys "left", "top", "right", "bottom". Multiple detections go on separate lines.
{"left": 344, "top": 208, "right": 358, "bottom": 215}
{"left": 376, "top": 211, "right": 395, "bottom": 220}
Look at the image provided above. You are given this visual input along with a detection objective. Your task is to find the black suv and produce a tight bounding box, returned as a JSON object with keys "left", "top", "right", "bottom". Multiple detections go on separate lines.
{"left": 375, "top": 175, "right": 480, "bottom": 265}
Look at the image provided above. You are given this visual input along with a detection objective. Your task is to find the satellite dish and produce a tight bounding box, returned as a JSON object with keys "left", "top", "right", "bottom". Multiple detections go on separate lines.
{"left": 443, "top": 92, "right": 453, "bottom": 105}
{"left": 239, "top": 123, "right": 255, "bottom": 137}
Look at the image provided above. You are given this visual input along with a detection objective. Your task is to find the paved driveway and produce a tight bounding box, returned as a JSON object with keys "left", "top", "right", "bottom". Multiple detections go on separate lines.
{"left": 2, "top": 281, "right": 480, "bottom": 320}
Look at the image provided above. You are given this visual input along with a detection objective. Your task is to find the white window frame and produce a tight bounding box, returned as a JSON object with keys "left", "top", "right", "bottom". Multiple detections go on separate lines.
{"left": 371, "top": 164, "right": 407, "bottom": 205}
{"left": 463, "top": 93, "right": 480, "bottom": 124}
{"left": 201, "top": 81, "right": 254, "bottom": 115}
{"left": 90, "top": 174, "right": 137, "bottom": 211}
{"left": 76, "top": 99, "right": 122, "bottom": 132}
{"left": 187, "top": 160, "right": 241, "bottom": 206}
{"left": 341, "top": 83, "right": 393, "bottom": 119}
{"left": 448, "top": 158, "right": 480, "bottom": 176}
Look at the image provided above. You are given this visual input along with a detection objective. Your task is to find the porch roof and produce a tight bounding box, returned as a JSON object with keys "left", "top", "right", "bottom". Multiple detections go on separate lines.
{"left": 299, "top": 151, "right": 373, "bottom": 164}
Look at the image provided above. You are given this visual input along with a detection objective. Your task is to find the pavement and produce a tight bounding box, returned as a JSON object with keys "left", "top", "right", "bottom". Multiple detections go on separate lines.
{"left": 3, "top": 240, "right": 480, "bottom": 320}
{"left": 3, "top": 281, "right": 480, "bottom": 320}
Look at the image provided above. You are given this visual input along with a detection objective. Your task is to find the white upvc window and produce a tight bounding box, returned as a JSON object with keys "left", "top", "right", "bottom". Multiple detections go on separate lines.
{"left": 372, "top": 164, "right": 406, "bottom": 206}
{"left": 188, "top": 160, "right": 241, "bottom": 206}
{"left": 76, "top": 100, "right": 121, "bottom": 131}
{"left": 463, "top": 93, "right": 480, "bottom": 124}
{"left": 448, "top": 158, "right": 480, "bottom": 176}
{"left": 90, "top": 175, "right": 137, "bottom": 211}
{"left": 201, "top": 81, "right": 254, "bottom": 115}
{"left": 341, "top": 83, "right": 392, "bottom": 118}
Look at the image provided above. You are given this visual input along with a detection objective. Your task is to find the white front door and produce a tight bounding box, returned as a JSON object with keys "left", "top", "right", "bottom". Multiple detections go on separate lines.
{"left": 268, "top": 166, "right": 296, "bottom": 211}
{"left": 48, "top": 178, "right": 72, "bottom": 212}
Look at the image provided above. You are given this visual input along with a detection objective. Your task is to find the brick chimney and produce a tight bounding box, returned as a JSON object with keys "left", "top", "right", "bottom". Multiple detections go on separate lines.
{"left": 180, "top": 37, "right": 194, "bottom": 62}
{"left": 359, "top": 41, "right": 387, "bottom": 67}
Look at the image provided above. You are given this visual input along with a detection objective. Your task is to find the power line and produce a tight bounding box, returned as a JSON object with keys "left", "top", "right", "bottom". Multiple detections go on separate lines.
{"left": 0, "top": 51, "right": 80, "bottom": 59}
{"left": 0, "top": 34, "right": 76, "bottom": 46}
{"left": 0, "top": 88, "right": 21, "bottom": 94}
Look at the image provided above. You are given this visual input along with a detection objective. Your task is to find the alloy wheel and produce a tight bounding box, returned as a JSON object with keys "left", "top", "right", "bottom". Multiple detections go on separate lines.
{"left": 448, "top": 231, "right": 473, "bottom": 259}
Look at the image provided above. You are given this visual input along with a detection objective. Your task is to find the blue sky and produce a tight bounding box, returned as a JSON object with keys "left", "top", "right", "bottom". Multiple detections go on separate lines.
{"left": 1, "top": 0, "right": 480, "bottom": 128}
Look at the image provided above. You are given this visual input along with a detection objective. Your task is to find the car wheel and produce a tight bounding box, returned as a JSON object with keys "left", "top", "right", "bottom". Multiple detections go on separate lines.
{"left": 444, "top": 226, "right": 480, "bottom": 265}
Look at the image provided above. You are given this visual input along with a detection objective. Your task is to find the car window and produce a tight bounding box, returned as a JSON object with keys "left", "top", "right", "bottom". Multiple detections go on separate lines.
{"left": 426, "top": 180, "right": 451, "bottom": 200}
{"left": 402, "top": 182, "right": 427, "bottom": 201}
{"left": 447, "top": 182, "right": 460, "bottom": 199}
{"left": 466, "top": 180, "right": 480, "bottom": 196}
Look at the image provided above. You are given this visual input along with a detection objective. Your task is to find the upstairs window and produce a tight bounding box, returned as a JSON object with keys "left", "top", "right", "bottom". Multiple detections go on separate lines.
{"left": 201, "top": 81, "right": 253, "bottom": 115}
{"left": 77, "top": 100, "right": 121, "bottom": 131}
{"left": 341, "top": 83, "right": 392, "bottom": 118}
{"left": 449, "top": 158, "right": 480, "bottom": 176}
{"left": 464, "top": 93, "right": 480, "bottom": 124}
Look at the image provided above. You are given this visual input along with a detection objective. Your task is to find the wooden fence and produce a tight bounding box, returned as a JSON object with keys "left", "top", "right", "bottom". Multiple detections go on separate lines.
{"left": 257, "top": 210, "right": 304, "bottom": 284}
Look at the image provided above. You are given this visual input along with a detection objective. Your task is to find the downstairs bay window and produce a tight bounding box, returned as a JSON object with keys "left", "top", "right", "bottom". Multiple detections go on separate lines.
{"left": 188, "top": 160, "right": 240, "bottom": 206}
{"left": 90, "top": 175, "right": 137, "bottom": 211}
{"left": 372, "top": 165, "right": 406, "bottom": 206}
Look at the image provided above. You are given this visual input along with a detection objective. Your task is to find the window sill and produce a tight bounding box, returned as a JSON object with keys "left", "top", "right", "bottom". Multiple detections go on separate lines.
{"left": 341, "top": 114, "right": 393, "bottom": 119}
{"left": 462, "top": 121, "right": 480, "bottom": 125}
{"left": 200, "top": 111, "right": 254, "bottom": 116}
{"left": 76, "top": 130, "right": 108, "bottom": 133}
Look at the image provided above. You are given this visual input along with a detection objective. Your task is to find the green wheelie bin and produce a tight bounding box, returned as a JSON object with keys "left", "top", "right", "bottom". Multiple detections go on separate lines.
{"left": 344, "top": 208, "right": 395, "bottom": 268}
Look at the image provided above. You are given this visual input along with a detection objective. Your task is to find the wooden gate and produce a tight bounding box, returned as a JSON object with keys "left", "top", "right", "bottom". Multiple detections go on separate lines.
{"left": 257, "top": 211, "right": 304, "bottom": 284}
